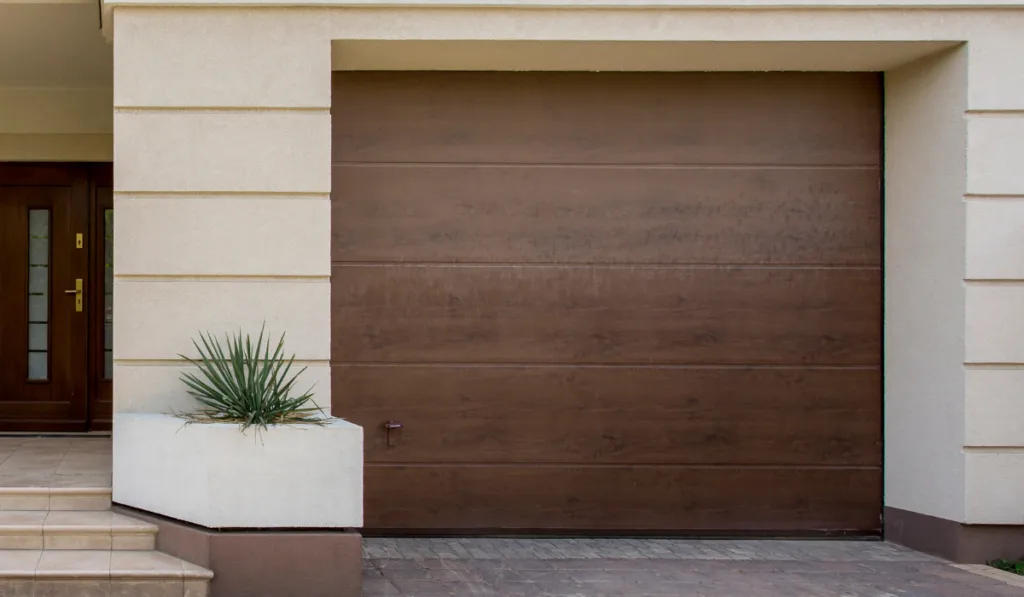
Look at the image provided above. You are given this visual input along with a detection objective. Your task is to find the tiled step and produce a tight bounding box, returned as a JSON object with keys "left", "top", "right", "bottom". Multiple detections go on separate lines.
{"left": 0, "top": 549, "right": 212, "bottom": 596}
{"left": 0, "top": 487, "right": 111, "bottom": 511}
{"left": 0, "top": 511, "right": 158, "bottom": 550}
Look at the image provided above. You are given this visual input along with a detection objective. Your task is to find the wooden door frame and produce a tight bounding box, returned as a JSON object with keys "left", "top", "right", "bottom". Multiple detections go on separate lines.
{"left": 0, "top": 162, "right": 113, "bottom": 432}
{"left": 88, "top": 164, "right": 113, "bottom": 431}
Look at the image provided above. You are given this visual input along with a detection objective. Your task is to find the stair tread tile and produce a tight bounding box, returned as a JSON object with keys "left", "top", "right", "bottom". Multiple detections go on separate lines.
{"left": 0, "top": 549, "right": 212, "bottom": 580}
{"left": 0, "top": 549, "right": 42, "bottom": 577}
{"left": 110, "top": 550, "right": 209, "bottom": 579}
{"left": 0, "top": 475, "right": 54, "bottom": 488}
{"left": 182, "top": 561, "right": 215, "bottom": 580}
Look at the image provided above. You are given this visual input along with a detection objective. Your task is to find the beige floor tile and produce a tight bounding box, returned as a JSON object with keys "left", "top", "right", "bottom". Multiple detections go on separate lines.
{"left": 57, "top": 454, "right": 112, "bottom": 476}
{"left": 0, "top": 474, "right": 54, "bottom": 488}
{"left": 67, "top": 439, "right": 110, "bottom": 450}
{"left": 0, "top": 550, "right": 42, "bottom": 578}
{"left": 0, "top": 457, "right": 63, "bottom": 475}
{"left": 0, "top": 439, "right": 110, "bottom": 486}
{"left": 60, "top": 444, "right": 109, "bottom": 454}
{"left": 110, "top": 551, "right": 185, "bottom": 579}
{"left": 0, "top": 467, "right": 61, "bottom": 480}
{"left": 110, "top": 579, "right": 184, "bottom": 597}
{"left": 8, "top": 443, "right": 67, "bottom": 454}
{"left": 9, "top": 445, "right": 66, "bottom": 455}
{"left": 2, "top": 446, "right": 65, "bottom": 454}
{"left": 18, "top": 444, "right": 69, "bottom": 453}
{"left": 21, "top": 438, "right": 70, "bottom": 447}
{"left": 36, "top": 550, "right": 111, "bottom": 578}
{"left": 5, "top": 461, "right": 64, "bottom": 472}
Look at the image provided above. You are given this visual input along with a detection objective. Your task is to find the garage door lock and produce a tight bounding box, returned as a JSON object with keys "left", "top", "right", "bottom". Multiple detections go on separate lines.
{"left": 383, "top": 420, "right": 403, "bottom": 447}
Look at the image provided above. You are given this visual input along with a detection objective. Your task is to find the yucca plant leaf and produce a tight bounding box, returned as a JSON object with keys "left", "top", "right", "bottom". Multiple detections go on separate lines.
{"left": 177, "top": 322, "right": 325, "bottom": 433}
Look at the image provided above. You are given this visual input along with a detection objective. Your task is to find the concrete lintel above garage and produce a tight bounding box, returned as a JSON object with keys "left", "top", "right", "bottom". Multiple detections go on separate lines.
{"left": 332, "top": 40, "right": 961, "bottom": 72}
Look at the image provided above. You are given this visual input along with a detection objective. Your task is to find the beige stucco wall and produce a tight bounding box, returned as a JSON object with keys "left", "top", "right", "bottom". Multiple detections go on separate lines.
{"left": 109, "top": 2, "right": 1024, "bottom": 525}
{"left": 884, "top": 48, "right": 968, "bottom": 523}
{"left": 0, "top": 87, "right": 112, "bottom": 160}
{"left": 111, "top": 10, "right": 332, "bottom": 412}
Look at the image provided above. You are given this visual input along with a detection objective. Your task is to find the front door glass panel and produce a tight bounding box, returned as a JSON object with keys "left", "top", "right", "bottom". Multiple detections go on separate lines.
{"left": 27, "top": 209, "right": 50, "bottom": 380}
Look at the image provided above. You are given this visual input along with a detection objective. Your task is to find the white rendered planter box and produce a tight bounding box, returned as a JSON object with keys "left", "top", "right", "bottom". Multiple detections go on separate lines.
{"left": 113, "top": 412, "right": 363, "bottom": 529}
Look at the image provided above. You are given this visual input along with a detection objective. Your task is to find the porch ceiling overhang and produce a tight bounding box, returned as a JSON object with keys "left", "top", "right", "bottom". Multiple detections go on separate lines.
{"left": 93, "top": 0, "right": 1024, "bottom": 44}
{"left": 0, "top": 1, "right": 110, "bottom": 88}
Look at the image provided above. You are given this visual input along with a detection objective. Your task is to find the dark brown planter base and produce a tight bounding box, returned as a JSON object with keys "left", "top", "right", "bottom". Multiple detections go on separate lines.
{"left": 115, "top": 504, "right": 361, "bottom": 597}
{"left": 886, "top": 506, "right": 1024, "bottom": 563}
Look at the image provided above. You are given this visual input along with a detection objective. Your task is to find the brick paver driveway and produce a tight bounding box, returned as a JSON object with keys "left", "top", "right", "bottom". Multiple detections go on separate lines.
{"left": 362, "top": 538, "right": 1024, "bottom": 596}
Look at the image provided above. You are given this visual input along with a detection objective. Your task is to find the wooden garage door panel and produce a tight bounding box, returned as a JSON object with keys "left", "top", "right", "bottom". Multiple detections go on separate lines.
{"left": 336, "top": 365, "right": 881, "bottom": 466}
{"left": 364, "top": 465, "right": 882, "bottom": 532}
{"left": 332, "top": 72, "right": 882, "bottom": 166}
{"left": 331, "top": 71, "right": 882, "bottom": 533}
{"left": 332, "top": 165, "right": 881, "bottom": 266}
{"left": 331, "top": 265, "right": 880, "bottom": 365}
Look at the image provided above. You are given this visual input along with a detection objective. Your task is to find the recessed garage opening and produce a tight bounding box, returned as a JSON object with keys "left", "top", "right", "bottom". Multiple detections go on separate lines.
{"left": 330, "top": 71, "right": 882, "bottom": 535}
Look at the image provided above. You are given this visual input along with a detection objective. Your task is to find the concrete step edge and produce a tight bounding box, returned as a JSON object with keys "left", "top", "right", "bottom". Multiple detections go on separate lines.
{"left": 0, "top": 488, "right": 111, "bottom": 495}
{"left": 0, "top": 549, "right": 214, "bottom": 580}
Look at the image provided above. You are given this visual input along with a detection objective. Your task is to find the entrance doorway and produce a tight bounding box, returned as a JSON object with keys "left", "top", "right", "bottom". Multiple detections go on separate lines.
{"left": 0, "top": 164, "right": 113, "bottom": 432}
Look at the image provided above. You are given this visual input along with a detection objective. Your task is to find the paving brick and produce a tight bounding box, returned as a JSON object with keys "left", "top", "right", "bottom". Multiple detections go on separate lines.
{"left": 362, "top": 539, "right": 1024, "bottom": 597}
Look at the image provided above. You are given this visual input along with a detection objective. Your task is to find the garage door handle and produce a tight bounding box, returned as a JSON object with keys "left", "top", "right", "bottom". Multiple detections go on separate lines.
{"left": 384, "top": 420, "right": 403, "bottom": 447}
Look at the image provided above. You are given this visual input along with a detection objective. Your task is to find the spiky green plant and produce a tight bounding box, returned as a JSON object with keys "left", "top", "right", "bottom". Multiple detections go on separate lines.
{"left": 990, "top": 559, "right": 1024, "bottom": 576}
{"left": 178, "top": 324, "right": 323, "bottom": 432}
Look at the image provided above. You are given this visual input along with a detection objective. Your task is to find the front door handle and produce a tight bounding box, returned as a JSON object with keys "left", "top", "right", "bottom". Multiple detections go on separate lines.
{"left": 64, "top": 278, "right": 83, "bottom": 312}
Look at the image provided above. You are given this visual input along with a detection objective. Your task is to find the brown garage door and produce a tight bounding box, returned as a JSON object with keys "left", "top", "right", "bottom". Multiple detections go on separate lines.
{"left": 331, "top": 72, "right": 882, "bottom": 534}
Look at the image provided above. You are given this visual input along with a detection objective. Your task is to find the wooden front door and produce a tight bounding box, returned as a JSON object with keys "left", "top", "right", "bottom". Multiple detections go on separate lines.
{"left": 0, "top": 164, "right": 108, "bottom": 432}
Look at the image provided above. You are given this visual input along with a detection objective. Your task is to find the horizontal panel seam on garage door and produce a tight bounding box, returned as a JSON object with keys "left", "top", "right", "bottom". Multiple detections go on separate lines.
{"left": 331, "top": 262, "right": 881, "bottom": 268}
{"left": 332, "top": 162, "right": 880, "bottom": 169}
{"left": 330, "top": 362, "right": 878, "bottom": 369}
{"left": 365, "top": 463, "right": 882, "bottom": 469}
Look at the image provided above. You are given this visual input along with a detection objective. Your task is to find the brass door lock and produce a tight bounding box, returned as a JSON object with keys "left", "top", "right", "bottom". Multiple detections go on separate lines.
{"left": 64, "top": 278, "right": 83, "bottom": 312}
